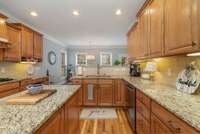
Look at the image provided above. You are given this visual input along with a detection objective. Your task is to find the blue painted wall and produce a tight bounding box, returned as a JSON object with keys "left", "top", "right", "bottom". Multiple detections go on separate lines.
{"left": 67, "top": 47, "right": 127, "bottom": 66}
{"left": 35, "top": 38, "right": 67, "bottom": 83}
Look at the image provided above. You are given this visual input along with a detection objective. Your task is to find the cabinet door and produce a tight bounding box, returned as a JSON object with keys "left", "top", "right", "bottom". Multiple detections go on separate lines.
{"left": 65, "top": 93, "right": 79, "bottom": 134}
{"left": 121, "top": 81, "right": 129, "bottom": 106}
{"left": 0, "top": 15, "right": 8, "bottom": 42}
{"left": 83, "top": 83, "right": 98, "bottom": 106}
{"left": 136, "top": 111, "right": 150, "bottom": 134}
{"left": 165, "top": 0, "right": 195, "bottom": 55}
{"left": 138, "top": 9, "right": 149, "bottom": 58}
{"left": 21, "top": 27, "right": 34, "bottom": 59}
{"left": 4, "top": 25, "right": 21, "bottom": 62}
{"left": 33, "top": 32, "right": 43, "bottom": 61}
{"left": 114, "top": 79, "right": 123, "bottom": 106}
{"left": 98, "top": 84, "right": 113, "bottom": 106}
{"left": 149, "top": 0, "right": 164, "bottom": 57}
{"left": 40, "top": 110, "right": 63, "bottom": 134}
{"left": 151, "top": 114, "right": 173, "bottom": 134}
{"left": 192, "top": 0, "right": 200, "bottom": 46}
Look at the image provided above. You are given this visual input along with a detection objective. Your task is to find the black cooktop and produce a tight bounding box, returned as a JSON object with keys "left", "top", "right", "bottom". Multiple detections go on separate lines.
{"left": 0, "top": 78, "right": 14, "bottom": 83}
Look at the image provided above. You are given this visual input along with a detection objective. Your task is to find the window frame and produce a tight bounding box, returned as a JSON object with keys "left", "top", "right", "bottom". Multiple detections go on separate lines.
{"left": 100, "top": 52, "right": 112, "bottom": 66}
{"left": 75, "top": 53, "right": 87, "bottom": 66}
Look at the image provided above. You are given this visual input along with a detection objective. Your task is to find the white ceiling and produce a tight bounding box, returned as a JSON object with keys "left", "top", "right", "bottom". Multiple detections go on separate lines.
{"left": 0, "top": 0, "right": 145, "bottom": 47}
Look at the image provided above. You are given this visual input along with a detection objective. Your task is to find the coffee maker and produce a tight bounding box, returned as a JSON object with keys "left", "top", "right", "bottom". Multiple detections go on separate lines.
{"left": 130, "top": 63, "right": 141, "bottom": 77}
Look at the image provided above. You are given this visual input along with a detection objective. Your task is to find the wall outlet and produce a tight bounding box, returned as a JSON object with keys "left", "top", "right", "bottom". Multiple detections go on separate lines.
{"left": 167, "top": 68, "right": 172, "bottom": 76}
{"left": 0, "top": 67, "right": 6, "bottom": 74}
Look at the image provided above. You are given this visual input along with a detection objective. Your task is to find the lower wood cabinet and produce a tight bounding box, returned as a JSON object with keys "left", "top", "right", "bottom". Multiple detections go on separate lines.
{"left": 72, "top": 78, "right": 128, "bottom": 107}
{"left": 83, "top": 79, "right": 98, "bottom": 106}
{"left": 35, "top": 89, "right": 80, "bottom": 134}
{"left": 0, "top": 82, "right": 20, "bottom": 98}
{"left": 136, "top": 90, "right": 200, "bottom": 134}
{"left": 136, "top": 111, "right": 150, "bottom": 134}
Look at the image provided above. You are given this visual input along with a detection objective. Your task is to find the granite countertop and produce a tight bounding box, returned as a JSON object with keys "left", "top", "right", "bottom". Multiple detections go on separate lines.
{"left": 0, "top": 75, "right": 47, "bottom": 85}
{"left": 0, "top": 85, "right": 80, "bottom": 134}
{"left": 122, "top": 76, "right": 200, "bottom": 132}
{"left": 72, "top": 75, "right": 200, "bottom": 131}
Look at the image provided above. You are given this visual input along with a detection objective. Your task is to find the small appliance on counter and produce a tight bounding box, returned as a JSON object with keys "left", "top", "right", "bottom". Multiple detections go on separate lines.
{"left": 141, "top": 62, "right": 157, "bottom": 80}
{"left": 130, "top": 63, "right": 141, "bottom": 77}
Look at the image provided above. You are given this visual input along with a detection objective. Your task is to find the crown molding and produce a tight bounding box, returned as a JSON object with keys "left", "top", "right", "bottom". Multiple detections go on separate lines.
{"left": 0, "top": 9, "right": 66, "bottom": 48}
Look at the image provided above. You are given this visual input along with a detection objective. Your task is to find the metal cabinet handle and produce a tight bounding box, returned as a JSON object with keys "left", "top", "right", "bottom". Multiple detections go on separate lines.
{"left": 166, "top": 120, "right": 181, "bottom": 134}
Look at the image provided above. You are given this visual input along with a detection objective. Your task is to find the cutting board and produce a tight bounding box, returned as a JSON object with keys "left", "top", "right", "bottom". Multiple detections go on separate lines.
{"left": 6, "top": 90, "right": 57, "bottom": 105}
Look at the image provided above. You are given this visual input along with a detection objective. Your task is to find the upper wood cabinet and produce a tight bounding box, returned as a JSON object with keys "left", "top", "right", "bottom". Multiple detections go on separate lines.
{"left": 33, "top": 32, "right": 43, "bottom": 61}
{"left": 127, "top": 0, "right": 200, "bottom": 60}
{"left": 0, "top": 13, "right": 9, "bottom": 43}
{"left": 3, "top": 23, "right": 43, "bottom": 62}
{"left": 20, "top": 25, "right": 34, "bottom": 59}
{"left": 149, "top": 0, "right": 164, "bottom": 57}
{"left": 164, "top": 0, "right": 197, "bottom": 55}
{"left": 4, "top": 24, "right": 21, "bottom": 61}
{"left": 138, "top": 9, "right": 149, "bottom": 58}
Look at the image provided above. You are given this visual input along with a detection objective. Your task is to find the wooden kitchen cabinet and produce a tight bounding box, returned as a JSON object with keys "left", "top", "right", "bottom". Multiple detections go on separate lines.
{"left": 83, "top": 79, "right": 98, "bottom": 106}
{"left": 164, "top": 0, "right": 197, "bottom": 55}
{"left": 36, "top": 89, "right": 80, "bottom": 134}
{"left": 4, "top": 24, "right": 21, "bottom": 61}
{"left": 65, "top": 91, "right": 80, "bottom": 134}
{"left": 138, "top": 8, "right": 149, "bottom": 58}
{"left": 136, "top": 111, "right": 150, "bottom": 134}
{"left": 98, "top": 79, "right": 113, "bottom": 106}
{"left": 114, "top": 79, "right": 124, "bottom": 106}
{"left": 0, "top": 13, "right": 8, "bottom": 43}
{"left": 33, "top": 32, "right": 43, "bottom": 61}
{"left": 21, "top": 25, "right": 34, "bottom": 59}
{"left": 38, "top": 108, "right": 64, "bottom": 134}
{"left": 148, "top": 0, "right": 164, "bottom": 57}
{"left": 121, "top": 80, "right": 129, "bottom": 106}
{"left": 0, "top": 82, "right": 20, "bottom": 98}
{"left": 151, "top": 113, "right": 173, "bottom": 134}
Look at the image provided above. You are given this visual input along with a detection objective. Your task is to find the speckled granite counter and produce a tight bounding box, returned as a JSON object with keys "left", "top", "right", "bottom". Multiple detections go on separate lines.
{"left": 122, "top": 76, "right": 200, "bottom": 132}
{"left": 72, "top": 75, "right": 200, "bottom": 131}
{"left": 0, "top": 85, "right": 80, "bottom": 134}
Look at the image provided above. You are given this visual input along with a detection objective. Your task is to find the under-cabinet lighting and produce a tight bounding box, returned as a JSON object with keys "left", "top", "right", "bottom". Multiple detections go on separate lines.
{"left": 20, "top": 61, "right": 37, "bottom": 64}
{"left": 187, "top": 52, "right": 200, "bottom": 57}
{"left": 0, "top": 19, "right": 5, "bottom": 24}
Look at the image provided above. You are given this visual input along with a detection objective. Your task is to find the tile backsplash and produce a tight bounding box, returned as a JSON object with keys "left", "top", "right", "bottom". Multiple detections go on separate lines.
{"left": 139, "top": 55, "right": 200, "bottom": 87}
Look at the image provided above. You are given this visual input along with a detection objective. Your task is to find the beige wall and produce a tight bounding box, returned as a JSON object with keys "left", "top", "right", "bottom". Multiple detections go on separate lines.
{"left": 139, "top": 55, "right": 200, "bottom": 87}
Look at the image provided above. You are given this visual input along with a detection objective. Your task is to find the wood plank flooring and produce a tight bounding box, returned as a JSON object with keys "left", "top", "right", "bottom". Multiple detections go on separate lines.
{"left": 80, "top": 109, "right": 134, "bottom": 134}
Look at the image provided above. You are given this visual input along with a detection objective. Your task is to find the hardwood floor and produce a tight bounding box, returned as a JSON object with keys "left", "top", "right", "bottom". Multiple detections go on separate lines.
{"left": 80, "top": 109, "right": 134, "bottom": 134}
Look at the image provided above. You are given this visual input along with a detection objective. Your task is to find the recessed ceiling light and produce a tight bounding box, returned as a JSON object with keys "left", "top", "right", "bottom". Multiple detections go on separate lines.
{"left": 116, "top": 9, "right": 122, "bottom": 15}
{"left": 73, "top": 10, "right": 80, "bottom": 16}
{"left": 30, "top": 11, "right": 38, "bottom": 17}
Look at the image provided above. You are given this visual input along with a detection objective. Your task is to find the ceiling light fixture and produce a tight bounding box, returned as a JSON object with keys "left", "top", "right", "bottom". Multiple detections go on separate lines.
{"left": 73, "top": 10, "right": 80, "bottom": 16}
{"left": 30, "top": 11, "right": 38, "bottom": 17}
{"left": 116, "top": 9, "right": 122, "bottom": 16}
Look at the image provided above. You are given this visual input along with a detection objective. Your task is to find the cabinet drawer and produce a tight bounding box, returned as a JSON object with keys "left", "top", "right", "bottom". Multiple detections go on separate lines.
{"left": 136, "top": 90, "right": 151, "bottom": 109}
{"left": 136, "top": 111, "right": 150, "bottom": 134}
{"left": 136, "top": 99, "right": 150, "bottom": 122}
{"left": 20, "top": 78, "right": 33, "bottom": 86}
{"left": 99, "top": 79, "right": 113, "bottom": 84}
{"left": 152, "top": 101, "right": 199, "bottom": 134}
{"left": 72, "top": 79, "right": 82, "bottom": 85}
{"left": 0, "top": 82, "right": 19, "bottom": 93}
{"left": 83, "top": 79, "right": 98, "bottom": 84}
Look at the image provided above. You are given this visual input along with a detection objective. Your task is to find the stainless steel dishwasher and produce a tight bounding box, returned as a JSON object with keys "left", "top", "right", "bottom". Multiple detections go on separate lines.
{"left": 127, "top": 82, "right": 136, "bottom": 133}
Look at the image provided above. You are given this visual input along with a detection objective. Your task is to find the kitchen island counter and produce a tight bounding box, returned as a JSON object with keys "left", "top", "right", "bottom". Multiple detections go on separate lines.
{"left": 0, "top": 85, "right": 80, "bottom": 134}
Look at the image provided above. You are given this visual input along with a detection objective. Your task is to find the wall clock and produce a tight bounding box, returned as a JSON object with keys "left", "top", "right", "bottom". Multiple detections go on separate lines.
{"left": 48, "top": 51, "right": 57, "bottom": 65}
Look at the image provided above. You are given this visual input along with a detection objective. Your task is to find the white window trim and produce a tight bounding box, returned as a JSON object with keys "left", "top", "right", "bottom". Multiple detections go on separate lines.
{"left": 61, "top": 50, "right": 67, "bottom": 66}
{"left": 75, "top": 53, "right": 87, "bottom": 66}
{"left": 100, "top": 52, "right": 112, "bottom": 66}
